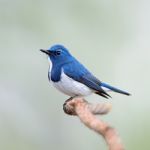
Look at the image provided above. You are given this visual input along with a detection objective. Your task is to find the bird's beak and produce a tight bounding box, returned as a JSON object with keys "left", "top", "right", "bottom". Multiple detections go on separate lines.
{"left": 40, "top": 49, "right": 51, "bottom": 55}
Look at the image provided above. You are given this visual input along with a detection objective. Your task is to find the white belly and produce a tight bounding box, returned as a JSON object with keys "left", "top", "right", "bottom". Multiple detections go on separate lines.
{"left": 52, "top": 71, "right": 93, "bottom": 97}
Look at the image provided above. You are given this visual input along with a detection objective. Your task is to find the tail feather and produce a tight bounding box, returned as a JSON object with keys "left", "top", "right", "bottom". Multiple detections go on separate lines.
{"left": 95, "top": 90, "right": 112, "bottom": 99}
{"left": 101, "top": 82, "right": 131, "bottom": 96}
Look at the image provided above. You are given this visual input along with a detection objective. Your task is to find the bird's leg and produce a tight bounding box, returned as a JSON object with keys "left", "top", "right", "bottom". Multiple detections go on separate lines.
{"left": 63, "top": 97, "right": 76, "bottom": 115}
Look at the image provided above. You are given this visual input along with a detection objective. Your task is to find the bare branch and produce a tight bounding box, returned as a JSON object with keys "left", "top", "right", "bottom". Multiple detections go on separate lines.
{"left": 63, "top": 98, "right": 124, "bottom": 150}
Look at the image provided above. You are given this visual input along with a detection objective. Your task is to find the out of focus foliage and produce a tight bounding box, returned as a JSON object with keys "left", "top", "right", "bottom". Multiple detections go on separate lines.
{"left": 0, "top": 0, "right": 150, "bottom": 150}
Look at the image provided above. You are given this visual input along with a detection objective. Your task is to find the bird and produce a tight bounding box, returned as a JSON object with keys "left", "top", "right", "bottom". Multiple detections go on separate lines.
{"left": 40, "top": 44, "right": 130, "bottom": 99}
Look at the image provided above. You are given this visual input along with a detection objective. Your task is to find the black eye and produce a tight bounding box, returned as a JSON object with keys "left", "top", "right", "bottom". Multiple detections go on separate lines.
{"left": 55, "top": 50, "right": 61, "bottom": 55}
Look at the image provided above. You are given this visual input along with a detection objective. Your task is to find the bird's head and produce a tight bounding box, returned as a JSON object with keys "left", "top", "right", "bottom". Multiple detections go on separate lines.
{"left": 40, "top": 44, "right": 72, "bottom": 64}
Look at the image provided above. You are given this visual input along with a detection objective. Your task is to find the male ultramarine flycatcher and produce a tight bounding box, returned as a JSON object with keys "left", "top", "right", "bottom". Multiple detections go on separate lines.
{"left": 40, "top": 44, "right": 130, "bottom": 99}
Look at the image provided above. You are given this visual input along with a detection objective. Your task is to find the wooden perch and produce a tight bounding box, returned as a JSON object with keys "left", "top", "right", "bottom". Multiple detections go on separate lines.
{"left": 63, "top": 98, "right": 124, "bottom": 150}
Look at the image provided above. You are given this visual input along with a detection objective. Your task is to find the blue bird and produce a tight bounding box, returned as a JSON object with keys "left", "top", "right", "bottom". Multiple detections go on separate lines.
{"left": 40, "top": 44, "right": 130, "bottom": 99}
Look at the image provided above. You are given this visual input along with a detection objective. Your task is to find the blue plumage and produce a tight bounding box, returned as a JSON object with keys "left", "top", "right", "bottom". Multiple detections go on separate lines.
{"left": 63, "top": 61, "right": 111, "bottom": 98}
{"left": 40, "top": 44, "right": 131, "bottom": 99}
{"left": 101, "top": 82, "right": 130, "bottom": 96}
{"left": 51, "top": 64, "right": 62, "bottom": 82}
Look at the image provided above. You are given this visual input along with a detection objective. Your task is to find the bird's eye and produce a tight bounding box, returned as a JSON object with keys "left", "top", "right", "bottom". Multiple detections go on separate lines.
{"left": 55, "top": 50, "right": 61, "bottom": 56}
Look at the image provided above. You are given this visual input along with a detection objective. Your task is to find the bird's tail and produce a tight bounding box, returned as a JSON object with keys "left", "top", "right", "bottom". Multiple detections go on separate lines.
{"left": 101, "top": 82, "right": 131, "bottom": 96}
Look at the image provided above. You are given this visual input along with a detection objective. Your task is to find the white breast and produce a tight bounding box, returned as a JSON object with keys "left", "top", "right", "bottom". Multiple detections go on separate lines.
{"left": 52, "top": 70, "right": 93, "bottom": 97}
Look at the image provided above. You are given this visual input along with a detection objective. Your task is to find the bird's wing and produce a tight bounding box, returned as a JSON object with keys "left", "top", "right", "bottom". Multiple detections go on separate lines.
{"left": 63, "top": 61, "right": 111, "bottom": 98}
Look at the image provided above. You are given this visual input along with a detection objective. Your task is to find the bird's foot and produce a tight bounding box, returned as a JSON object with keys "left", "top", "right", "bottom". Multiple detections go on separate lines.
{"left": 63, "top": 97, "right": 76, "bottom": 115}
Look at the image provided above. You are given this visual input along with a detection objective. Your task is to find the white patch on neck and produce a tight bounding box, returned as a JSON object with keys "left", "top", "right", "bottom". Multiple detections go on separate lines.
{"left": 47, "top": 57, "right": 52, "bottom": 82}
{"left": 48, "top": 57, "right": 52, "bottom": 73}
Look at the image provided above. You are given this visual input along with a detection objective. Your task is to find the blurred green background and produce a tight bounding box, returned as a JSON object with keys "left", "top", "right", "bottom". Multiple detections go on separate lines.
{"left": 0, "top": 0, "right": 150, "bottom": 149}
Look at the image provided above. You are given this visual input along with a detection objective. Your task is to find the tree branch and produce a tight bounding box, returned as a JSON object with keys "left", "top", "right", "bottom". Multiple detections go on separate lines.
{"left": 63, "top": 98, "right": 124, "bottom": 150}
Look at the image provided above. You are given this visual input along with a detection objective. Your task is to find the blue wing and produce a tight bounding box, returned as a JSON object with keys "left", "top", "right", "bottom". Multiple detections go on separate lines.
{"left": 63, "top": 60, "right": 111, "bottom": 98}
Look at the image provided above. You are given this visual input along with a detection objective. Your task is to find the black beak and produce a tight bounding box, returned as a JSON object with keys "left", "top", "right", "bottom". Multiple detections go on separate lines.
{"left": 40, "top": 49, "right": 51, "bottom": 55}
